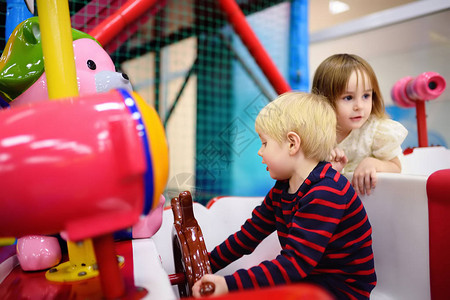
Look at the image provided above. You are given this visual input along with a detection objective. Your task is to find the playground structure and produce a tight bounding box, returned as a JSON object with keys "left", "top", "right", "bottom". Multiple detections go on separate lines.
{"left": 0, "top": 0, "right": 450, "bottom": 299}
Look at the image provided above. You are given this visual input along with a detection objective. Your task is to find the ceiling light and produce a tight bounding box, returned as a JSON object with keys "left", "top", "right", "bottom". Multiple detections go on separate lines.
{"left": 329, "top": 0, "right": 350, "bottom": 15}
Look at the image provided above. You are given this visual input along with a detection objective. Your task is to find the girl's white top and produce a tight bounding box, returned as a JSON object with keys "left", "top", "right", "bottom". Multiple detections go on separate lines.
{"left": 338, "top": 116, "right": 408, "bottom": 174}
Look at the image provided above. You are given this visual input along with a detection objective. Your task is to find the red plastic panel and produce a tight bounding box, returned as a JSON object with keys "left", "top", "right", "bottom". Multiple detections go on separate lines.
{"left": 427, "top": 168, "right": 450, "bottom": 300}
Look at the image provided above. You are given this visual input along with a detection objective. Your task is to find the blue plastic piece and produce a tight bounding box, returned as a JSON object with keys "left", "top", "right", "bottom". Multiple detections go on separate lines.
{"left": 0, "top": 96, "right": 11, "bottom": 109}
{"left": 289, "top": 0, "right": 309, "bottom": 91}
{"left": 119, "top": 88, "right": 155, "bottom": 216}
{"left": 5, "top": 0, "right": 33, "bottom": 41}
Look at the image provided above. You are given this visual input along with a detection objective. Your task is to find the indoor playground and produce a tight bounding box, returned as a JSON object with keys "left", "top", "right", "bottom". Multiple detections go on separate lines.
{"left": 0, "top": 0, "right": 449, "bottom": 299}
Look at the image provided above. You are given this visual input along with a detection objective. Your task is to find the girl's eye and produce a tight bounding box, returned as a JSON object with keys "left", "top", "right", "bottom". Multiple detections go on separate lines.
{"left": 363, "top": 93, "right": 372, "bottom": 99}
{"left": 343, "top": 95, "right": 352, "bottom": 101}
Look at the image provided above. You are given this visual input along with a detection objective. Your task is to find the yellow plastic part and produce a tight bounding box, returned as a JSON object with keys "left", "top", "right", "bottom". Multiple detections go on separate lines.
{"left": 35, "top": 0, "right": 103, "bottom": 284}
{"left": 35, "top": 0, "right": 78, "bottom": 100}
{"left": 46, "top": 239, "right": 124, "bottom": 282}
{"left": 133, "top": 92, "right": 169, "bottom": 210}
{"left": 0, "top": 237, "right": 16, "bottom": 246}
{"left": 46, "top": 239, "right": 98, "bottom": 282}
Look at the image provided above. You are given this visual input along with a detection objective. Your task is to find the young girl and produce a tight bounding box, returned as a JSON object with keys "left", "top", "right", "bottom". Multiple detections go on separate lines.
{"left": 312, "top": 54, "right": 408, "bottom": 196}
{"left": 192, "top": 92, "right": 376, "bottom": 299}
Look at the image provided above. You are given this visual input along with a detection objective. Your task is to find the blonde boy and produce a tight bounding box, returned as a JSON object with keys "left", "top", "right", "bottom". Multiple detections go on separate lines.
{"left": 193, "top": 92, "right": 376, "bottom": 299}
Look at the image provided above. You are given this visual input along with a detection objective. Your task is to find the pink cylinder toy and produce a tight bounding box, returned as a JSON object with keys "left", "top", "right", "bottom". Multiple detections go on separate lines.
{"left": 0, "top": 89, "right": 168, "bottom": 241}
{"left": 391, "top": 71, "right": 446, "bottom": 108}
{"left": 391, "top": 71, "right": 446, "bottom": 147}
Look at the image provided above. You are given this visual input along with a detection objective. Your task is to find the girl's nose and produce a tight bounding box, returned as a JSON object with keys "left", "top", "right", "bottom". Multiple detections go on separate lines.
{"left": 353, "top": 99, "right": 362, "bottom": 110}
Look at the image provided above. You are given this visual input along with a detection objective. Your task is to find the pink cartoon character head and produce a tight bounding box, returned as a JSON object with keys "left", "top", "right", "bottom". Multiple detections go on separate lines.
{"left": 0, "top": 16, "right": 132, "bottom": 107}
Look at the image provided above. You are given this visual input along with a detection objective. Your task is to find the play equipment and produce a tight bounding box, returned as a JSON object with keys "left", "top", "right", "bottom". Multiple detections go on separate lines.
{"left": 88, "top": 0, "right": 159, "bottom": 47}
{"left": 0, "top": 14, "right": 136, "bottom": 274}
{"left": 0, "top": 7, "right": 169, "bottom": 296}
{"left": 391, "top": 72, "right": 446, "bottom": 147}
{"left": 218, "top": 0, "right": 291, "bottom": 95}
{"left": 16, "top": 236, "right": 62, "bottom": 272}
{"left": 85, "top": 0, "right": 291, "bottom": 97}
{"left": 5, "top": 0, "right": 33, "bottom": 40}
{"left": 169, "top": 191, "right": 214, "bottom": 297}
{"left": 0, "top": 89, "right": 168, "bottom": 238}
{"left": 0, "top": 88, "right": 169, "bottom": 298}
{"left": 0, "top": 0, "right": 171, "bottom": 298}
{"left": 0, "top": 16, "right": 132, "bottom": 107}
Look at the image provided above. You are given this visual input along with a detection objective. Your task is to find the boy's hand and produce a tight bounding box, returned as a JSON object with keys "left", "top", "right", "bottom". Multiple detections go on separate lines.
{"left": 329, "top": 147, "right": 348, "bottom": 173}
{"left": 352, "top": 157, "right": 378, "bottom": 196}
{"left": 192, "top": 274, "right": 228, "bottom": 298}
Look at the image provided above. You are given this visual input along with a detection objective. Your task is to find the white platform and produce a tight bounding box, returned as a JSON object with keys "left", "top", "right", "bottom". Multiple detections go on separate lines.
{"left": 153, "top": 175, "right": 429, "bottom": 299}
{"left": 153, "top": 147, "right": 450, "bottom": 299}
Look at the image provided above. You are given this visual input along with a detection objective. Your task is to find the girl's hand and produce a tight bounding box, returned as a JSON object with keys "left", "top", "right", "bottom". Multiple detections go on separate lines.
{"left": 192, "top": 274, "right": 228, "bottom": 298}
{"left": 352, "top": 156, "right": 402, "bottom": 196}
{"left": 329, "top": 147, "right": 348, "bottom": 173}
{"left": 352, "top": 157, "right": 378, "bottom": 196}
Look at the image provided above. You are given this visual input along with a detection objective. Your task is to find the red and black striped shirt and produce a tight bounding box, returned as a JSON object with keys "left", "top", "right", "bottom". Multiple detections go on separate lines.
{"left": 209, "top": 161, "right": 376, "bottom": 299}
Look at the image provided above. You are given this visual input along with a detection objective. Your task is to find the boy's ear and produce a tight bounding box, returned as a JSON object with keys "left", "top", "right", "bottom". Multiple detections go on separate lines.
{"left": 287, "top": 132, "right": 301, "bottom": 155}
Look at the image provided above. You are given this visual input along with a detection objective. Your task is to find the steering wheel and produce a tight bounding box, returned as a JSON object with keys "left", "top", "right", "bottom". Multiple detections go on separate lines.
{"left": 170, "top": 191, "right": 215, "bottom": 297}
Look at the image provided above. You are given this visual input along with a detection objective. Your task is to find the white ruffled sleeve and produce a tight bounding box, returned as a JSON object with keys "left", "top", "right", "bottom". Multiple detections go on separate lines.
{"left": 372, "top": 119, "right": 408, "bottom": 161}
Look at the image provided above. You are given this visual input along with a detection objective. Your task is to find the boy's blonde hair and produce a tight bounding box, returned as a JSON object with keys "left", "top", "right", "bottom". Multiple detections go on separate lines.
{"left": 312, "top": 53, "right": 387, "bottom": 119}
{"left": 255, "top": 92, "right": 336, "bottom": 161}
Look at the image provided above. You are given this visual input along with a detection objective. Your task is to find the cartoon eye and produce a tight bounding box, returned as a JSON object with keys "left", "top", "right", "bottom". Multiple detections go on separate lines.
{"left": 87, "top": 60, "right": 97, "bottom": 70}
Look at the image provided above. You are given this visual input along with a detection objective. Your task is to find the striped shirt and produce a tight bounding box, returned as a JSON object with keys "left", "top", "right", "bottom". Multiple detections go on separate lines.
{"left": 209, "top": 162, "right": 376, "bottom": 299}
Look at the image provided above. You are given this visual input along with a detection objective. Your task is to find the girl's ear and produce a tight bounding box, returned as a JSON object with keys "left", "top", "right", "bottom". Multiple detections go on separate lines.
{"left": 287, "top": 132, "right": 301, "bottom": 155}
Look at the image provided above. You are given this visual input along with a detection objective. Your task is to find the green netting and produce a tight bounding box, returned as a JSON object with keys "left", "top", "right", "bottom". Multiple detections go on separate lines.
{"left": 0, "top": 0, "right": 288, "bottom": 205}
